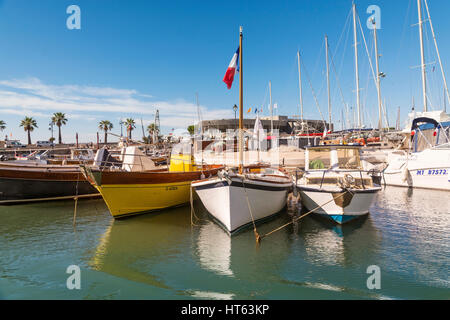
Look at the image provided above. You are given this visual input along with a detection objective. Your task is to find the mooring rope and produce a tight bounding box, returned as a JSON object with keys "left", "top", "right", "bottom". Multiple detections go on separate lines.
{"left": 189, "top": 184, "right": 207, "bottom": 227}
{"left": 259, "top": 190, "right": 350, "bottom": 241}
{"left": 242, "top": 176, "right": 261, "bottom": 243}
{"left": 73, "top": 170, "right": 81, "bottom": 229}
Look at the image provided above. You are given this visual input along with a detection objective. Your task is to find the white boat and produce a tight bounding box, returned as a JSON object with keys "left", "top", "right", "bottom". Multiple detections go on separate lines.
{"left": 383, "top": 117, "right": 450, "bottom": 191}
{"left": 192, "top": 26, "right": 292, "bottom": 234}
{"left": 192, "top": 166, "right": 292, "bottom": 234}
{"left": 295, "top": 145, "right": 381, "bottom": 224}
{"left": 382, "top": 1, "right": 449, "bottom": 191}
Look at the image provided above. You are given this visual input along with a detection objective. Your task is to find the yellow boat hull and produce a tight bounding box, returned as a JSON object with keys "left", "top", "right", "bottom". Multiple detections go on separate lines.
{"left": 96, "top": 181, "right": 192, "bottom": 218}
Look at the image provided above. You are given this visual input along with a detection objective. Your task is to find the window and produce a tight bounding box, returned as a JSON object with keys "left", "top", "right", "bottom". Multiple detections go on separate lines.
{"left": 308, "top": 148, "right": 331, "bottom": 169}
{"left": 337, "top": 148, "right": 362, "bottom": 169}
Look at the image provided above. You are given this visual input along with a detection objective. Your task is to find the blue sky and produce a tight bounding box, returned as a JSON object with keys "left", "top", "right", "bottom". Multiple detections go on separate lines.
{"left": 0, "top": 0, "right": 449, "bottom": 143}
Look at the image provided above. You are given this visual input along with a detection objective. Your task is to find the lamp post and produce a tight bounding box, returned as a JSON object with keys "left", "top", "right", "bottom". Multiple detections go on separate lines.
{"left": 119, "top": 119, "right": 124, "bottom": 137}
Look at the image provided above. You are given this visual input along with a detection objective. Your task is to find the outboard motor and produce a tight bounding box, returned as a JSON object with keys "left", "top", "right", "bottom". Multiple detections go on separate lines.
{"left": 93, "top": 147, "right": 121, "bottom": 170}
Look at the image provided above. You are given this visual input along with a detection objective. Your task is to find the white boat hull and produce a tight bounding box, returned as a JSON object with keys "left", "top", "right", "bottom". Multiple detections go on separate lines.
{"left": 383, "top": 149, "right": 450, "bottom": 191}
{"left": 193, "top": 177, "right": 290, "bottom": 233}
{"left": 298, "top": 187, "right": 380, "bottom": 224}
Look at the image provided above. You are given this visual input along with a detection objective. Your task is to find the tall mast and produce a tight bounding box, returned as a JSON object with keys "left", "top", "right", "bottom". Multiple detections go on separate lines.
{"left": 325, "top": 35, "right": 332, "bottom": 129}
{"left": 239, "top": 26, "right": 244, "bottom": 174}
{"left": 424, "top": 0, "right": 450, "bottom": 112}
{"left": 352, "top": 3, "right": 361, "bottom": 128}
{"left": 269, "top": 80, "right": 273, "bottom": 134}
{"left": 297, "top": 50, "right": 304, "bottom": 122}
{"left": 373, "top": 19, "right": 383, "bottom": 131}
{"left": 418, "top": 0, "right": 428, "bottom": 112}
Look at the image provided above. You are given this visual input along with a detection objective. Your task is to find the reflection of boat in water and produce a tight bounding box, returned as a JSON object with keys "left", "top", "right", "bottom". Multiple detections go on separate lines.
{"left": 88, "top": 207, "right": 192, "bottom": 289}
{"left": 194, "top": 212, "right": 292, "bottom": 279}
{"left": 301, "top": 215, "right": 380, "bottom": 268}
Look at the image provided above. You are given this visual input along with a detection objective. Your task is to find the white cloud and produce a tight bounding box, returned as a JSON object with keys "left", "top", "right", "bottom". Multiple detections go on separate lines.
{"left": 0, "top": 77, "right": 233, "bottom": 131}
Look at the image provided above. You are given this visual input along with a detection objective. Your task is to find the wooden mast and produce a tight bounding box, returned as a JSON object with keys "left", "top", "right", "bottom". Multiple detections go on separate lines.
{"left": 239, "top": 26, "right": 244, "bottom": 174}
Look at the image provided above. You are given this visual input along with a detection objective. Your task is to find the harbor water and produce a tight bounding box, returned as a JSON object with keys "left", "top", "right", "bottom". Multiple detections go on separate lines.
{"left": 0, "top": 186, "right": 449, "bottom": 300}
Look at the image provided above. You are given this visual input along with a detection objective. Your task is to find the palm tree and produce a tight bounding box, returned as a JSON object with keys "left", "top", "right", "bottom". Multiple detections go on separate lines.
{"left": 0, "top": 120, "right": 6, "bottom": 132}
{"left": 51, "top": 112, "right": 68, "bottom": 144}
{"left": 20, "top": 117, "right": 38, "bottom": 145}
{"left": 124, "top": 118, "right": 136, "bottom": 140}
{"left": 98, "top": 120, "right": 113, "bottom": 144}
{"left": 146, "top": 123, "right": 155, "bottom": 143}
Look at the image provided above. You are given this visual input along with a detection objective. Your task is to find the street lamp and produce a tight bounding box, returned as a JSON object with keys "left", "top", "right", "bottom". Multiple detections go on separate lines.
{"left": 119, "top": 120, "right": 124, "bottom": 137}
{"left": 233, "top": 104, "right": 238, "bottom": 129}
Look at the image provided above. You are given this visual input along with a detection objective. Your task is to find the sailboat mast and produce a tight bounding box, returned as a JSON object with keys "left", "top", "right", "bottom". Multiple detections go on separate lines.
{"left": 352, "top": 3, "right": 361, "bottom": 128}
{"left": 418, "top": 0, "right": 428, "bottom": 112}
{"left": 297, "top": 51, "right": 304, "bottom": 122}
{"left": 424, "top": 0, "right": 450, "bottom": 111}
{"left": 239, "top": 26, "right": 244, "bottom": 174}
{"left": 325, "top": 35, "right": 332, "bottom": 129}
{"left": 373, "top": 19, "right": 383, "bottom": 131}
{"left": 269, "top": 80, "right": 273, "bottom": 135}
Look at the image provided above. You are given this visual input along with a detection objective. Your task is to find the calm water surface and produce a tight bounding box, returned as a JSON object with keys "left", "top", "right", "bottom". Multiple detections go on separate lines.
{"left": 0, "top": 187, "right": 449, "bottom": 300}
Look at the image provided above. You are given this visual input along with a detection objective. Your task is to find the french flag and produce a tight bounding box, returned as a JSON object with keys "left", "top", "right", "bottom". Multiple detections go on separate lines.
{"left": 223, "top": 46, "right": 240, "bottom": 89}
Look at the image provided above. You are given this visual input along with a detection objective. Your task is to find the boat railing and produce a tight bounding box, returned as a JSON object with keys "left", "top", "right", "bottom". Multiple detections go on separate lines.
{"left": 294, "top": 167, "right": 380, "bottom": 189}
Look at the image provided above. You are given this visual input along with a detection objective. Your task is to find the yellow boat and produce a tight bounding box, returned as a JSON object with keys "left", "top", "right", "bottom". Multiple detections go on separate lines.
{"left": 81, "top": 151, "right": 222, "bottom": 219}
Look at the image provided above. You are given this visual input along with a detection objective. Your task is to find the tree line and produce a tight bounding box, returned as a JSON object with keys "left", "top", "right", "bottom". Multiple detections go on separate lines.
{"left": 0, "top": 115, "right": 159, "bottom": 145}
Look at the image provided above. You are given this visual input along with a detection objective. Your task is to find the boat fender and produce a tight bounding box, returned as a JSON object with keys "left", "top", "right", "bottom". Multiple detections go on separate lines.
{"left": 401, "top": 166, "right": 409, "bottom": 183}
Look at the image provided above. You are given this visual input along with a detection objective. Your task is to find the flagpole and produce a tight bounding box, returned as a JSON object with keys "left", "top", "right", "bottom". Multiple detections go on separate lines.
{"left": 239, "top": 26, "right": 244, "bottom": 175}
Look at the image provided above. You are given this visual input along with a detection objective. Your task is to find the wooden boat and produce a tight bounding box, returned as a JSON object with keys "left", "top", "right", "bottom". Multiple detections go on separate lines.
{"left": 0, "top": 162, "right": 100, "bottom": 204}
{"left": 192, "top": 166, "right": 292, "bottom": 234}
{"left": 295, "top": 145, "right": 381, "bottom": 224}
{"left": 81, "top": 147, "right": 223, "bottom": 218}
{"left": 191, "top": 27, "right": 292, "bottom": 234}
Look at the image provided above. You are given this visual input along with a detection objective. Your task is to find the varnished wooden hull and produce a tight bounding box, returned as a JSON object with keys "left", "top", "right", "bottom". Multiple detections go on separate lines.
{"left": 0, "top": 166, "right": 100, "bottom": 204}
{"left": 82, "top": 166, "right": 222, "bottom": 218}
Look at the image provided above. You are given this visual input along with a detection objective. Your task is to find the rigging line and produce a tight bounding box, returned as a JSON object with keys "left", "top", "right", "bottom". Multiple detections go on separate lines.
{"left": 312, "top": 39, "right": 326, "bottom": 82}
{"left": 331, "top": 10, "right": 352, "bottom": 114}
{"left": 424, "top": 0, "right": 450, "bottom": 108}
{"left": 300, "top": 57, "right": 326, "bottom": 124}
{"left": 357, "top": 14, "right": 377, "bottom": 89}
{"left": 331, "top": 7, "right": 353, "bottom": 58}
{"left": 329, "top": 50, "right": 348, "bottom": 114}
{"left": 357, "top": 12, "right": 389, "bottom": 123}
{"left": 396, "top": 0, "right": 413, "bottom": 66}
